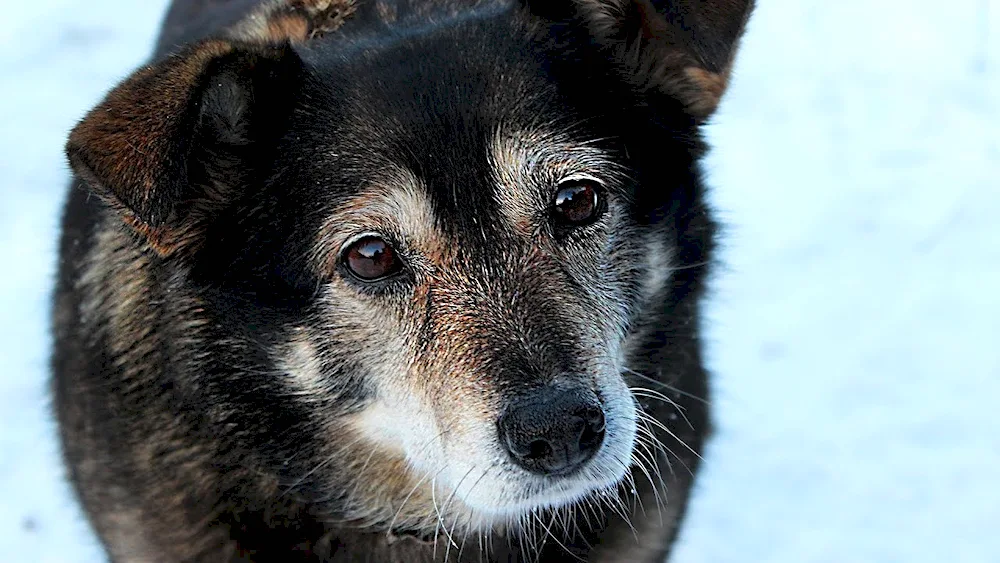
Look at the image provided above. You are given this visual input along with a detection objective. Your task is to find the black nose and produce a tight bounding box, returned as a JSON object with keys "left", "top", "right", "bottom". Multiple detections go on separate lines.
{"left": 498, "top": 386, "right": 606, "bottom": 476}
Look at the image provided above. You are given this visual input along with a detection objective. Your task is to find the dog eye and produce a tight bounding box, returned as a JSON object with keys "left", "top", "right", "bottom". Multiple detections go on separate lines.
{"left": 552, "top": 178, "right": 603, "bottom": 226}
{"left": 341, "top": 236, "right": 402, "bottom": 281}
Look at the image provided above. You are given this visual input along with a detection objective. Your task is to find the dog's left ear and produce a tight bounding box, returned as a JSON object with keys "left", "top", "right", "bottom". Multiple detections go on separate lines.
{"left": 526, "top": 0, "right": 754, "bottom": 119}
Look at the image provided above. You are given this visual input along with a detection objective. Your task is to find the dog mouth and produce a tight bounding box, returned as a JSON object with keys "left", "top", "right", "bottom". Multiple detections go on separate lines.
{"left": 437, "top": 383, "right": 638, "bottom": 521}
{"left": 341, "top": 374, "right": 638, "bottom": 531}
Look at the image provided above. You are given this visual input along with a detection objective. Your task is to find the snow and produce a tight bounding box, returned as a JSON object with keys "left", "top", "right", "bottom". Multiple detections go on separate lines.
{"left": 0, "top": 1, "right": 996, "bottom": 561}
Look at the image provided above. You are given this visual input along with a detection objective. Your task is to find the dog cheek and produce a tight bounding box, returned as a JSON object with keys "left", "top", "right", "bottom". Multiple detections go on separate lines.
{"left": 308, "top": 288, "right": 446, "bottom": 462}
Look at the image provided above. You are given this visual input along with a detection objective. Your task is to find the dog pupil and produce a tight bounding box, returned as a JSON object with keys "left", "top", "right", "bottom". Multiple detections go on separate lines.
{"left": 555, "top": 182, "right": 598, "bottom": 224}
{"left": 347, "top": 237, "right": 396, "bottom": 280}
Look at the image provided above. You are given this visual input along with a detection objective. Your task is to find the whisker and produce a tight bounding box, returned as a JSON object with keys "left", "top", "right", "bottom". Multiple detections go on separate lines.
{"left": 633, "top": 442, "right": 670, "bottom": 527}
{"left": 637, "top": 411, "right": 704, "bottom": 461}
{"left": 431, "top": 470, "right": 461, "bottom": 560}
{"left": 629, "top": 387, "right": 696, "bottom": 432}
{"left": 385, "top": 467, "right": 435, "bottom": 537}
{"left": 278, "top": 432, "right": 369, "bottom": 499}
{"left": 344, "top": 443, "right": 382, "bottom": 501}
{"left": 532, "top": 511, "right": 586, "bottom": 562}
{"left": 623, "top": 367, "right": 709, "bottom": 405}
{"left": 601, "top": 490, "right": 638, "bottom": 540}
{"left": 670, "top": 259, "right": 712, "bottom": 272}
{"left": 636, "top": 413, "right": 696, "bottom": 478}
{"left": 441, "top": 465, "right": 479, "bottom": 563}
{"left": 634, "top": 415, "right": 676, "bottom": 481}
{"left": 565, "top": 502, "right": 594, "bottom": 553}
{"left": 630, "top": 442, "right": 667, "bottom": 510}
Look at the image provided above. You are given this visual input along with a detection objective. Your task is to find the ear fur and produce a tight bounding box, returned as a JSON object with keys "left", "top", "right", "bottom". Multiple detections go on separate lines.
{"left": 227, "top": 0, "right": 357, "bottom": 43}
{"left": 66, "top": 40, "right": 303, "bottom": 256}
{"left": 532, "top": 0, "right": 754, "bottom": 118}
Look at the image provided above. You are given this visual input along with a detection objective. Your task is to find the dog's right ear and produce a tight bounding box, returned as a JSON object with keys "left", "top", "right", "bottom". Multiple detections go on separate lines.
{"left": 66, "top": 39, "right": 304, "bottom": 257}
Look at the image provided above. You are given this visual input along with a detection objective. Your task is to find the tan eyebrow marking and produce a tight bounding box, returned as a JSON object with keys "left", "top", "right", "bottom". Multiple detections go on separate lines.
{"left": 312, "top": 166, "right": 454, "bottom": 275}
{"left": 488, "top": 128, "right": 623, "bottom": 238}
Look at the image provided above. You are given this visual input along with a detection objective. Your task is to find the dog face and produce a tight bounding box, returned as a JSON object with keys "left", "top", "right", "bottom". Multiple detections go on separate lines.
{"left": 272, "top": 26, "right": 654, "bottom": 527}
{"left": 67, "top": 0, "right": 751, "bottom": 537}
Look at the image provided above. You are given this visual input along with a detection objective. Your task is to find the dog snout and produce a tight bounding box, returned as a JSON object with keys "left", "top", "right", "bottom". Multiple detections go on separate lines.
{"left": 498, "top": 386, "right": 606, "bottom": 476}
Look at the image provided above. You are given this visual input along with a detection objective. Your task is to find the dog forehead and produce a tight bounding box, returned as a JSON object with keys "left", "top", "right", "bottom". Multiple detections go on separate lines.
{"left": 306, "top": 118, "right": 552, "bottom": 253}
{"left": 315, "top": 125, "right": 617, "bottom": 251}
{"left": 311, "top": 159, "right": 513, "bottom": 273}
{"left": 292, "top": 16, "right": 613, "bottom": 261}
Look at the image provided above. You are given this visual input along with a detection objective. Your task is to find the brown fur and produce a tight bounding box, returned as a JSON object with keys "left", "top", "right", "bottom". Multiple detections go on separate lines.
{"left": 572, "top": 0, "right": 752, "bottom": 118}
{"left": 229, "top": 0, "right": 357, "bottom": 42}
{"left": 66, "top": 40, "right": 235, "bottom": 255}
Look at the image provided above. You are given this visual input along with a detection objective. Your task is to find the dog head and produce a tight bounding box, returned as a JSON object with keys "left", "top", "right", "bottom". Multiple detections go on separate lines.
{"left": 67, "top": 0, "right": 751, "bottom": 537}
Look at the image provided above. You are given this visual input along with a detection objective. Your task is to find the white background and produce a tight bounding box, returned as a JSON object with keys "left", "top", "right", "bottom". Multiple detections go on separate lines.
{"left": 1, "top": 1, "right": 997, "bottom": 561}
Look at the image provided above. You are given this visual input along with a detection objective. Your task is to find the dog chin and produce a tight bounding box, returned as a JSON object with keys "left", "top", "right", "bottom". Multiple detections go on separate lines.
{"left": 454, "top": 434, "right": 637, "bottom": 524}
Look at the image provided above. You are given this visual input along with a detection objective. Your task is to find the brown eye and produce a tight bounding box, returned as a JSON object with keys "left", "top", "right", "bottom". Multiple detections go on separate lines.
{"left": 342, "top": 235, "right": 401, "bottom": 281}
{"left": 553, "top": 179, "right": 602, "bottom": 226}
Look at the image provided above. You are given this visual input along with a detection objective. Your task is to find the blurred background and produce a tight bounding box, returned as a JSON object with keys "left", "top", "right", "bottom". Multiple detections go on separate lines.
{"left": 1, "top": 1, "right": 997, "bottom": 561}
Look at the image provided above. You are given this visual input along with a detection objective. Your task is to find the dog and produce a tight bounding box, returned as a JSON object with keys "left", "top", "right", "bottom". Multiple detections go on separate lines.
{"left": 52, "top": 0, "right": 753, "bottom": 561}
